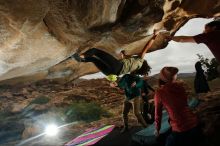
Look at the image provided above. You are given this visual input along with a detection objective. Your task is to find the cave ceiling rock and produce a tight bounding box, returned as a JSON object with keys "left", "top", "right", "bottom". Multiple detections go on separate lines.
{"left": 0, "top": 0, "right": 220, "bottom": 83}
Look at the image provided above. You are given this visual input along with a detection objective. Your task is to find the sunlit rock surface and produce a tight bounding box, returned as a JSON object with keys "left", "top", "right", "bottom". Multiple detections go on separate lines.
{"left": 0, "top": 0, "right": 220, "bottom": 83}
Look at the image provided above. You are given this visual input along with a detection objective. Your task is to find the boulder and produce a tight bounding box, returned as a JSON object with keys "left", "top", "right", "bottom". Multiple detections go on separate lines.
{"left": 0, "top": 0, "right": 219, "bottom": 83}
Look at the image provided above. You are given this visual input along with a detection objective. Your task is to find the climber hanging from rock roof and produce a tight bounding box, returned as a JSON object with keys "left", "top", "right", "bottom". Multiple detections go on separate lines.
{"left": 71, "top": 30, "right": 158, "bottom": 79}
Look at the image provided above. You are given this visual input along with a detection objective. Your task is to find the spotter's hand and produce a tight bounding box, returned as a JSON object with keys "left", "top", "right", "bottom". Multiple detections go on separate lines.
{"left": 131, "top": 82, "right": 136, "bottom": 87}
{"left": 110, "top": 82, "right": 118, "bottom": 87}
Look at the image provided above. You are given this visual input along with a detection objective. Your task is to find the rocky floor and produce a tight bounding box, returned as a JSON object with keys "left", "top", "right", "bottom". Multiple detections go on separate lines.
{"left": 0, "top": 79, "right": 137, "bottom": 146}
{"left": 0, "top": 78, "right": 219, "bottom": 146}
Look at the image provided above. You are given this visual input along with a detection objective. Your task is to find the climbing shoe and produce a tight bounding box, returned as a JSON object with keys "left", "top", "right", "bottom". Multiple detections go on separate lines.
{"left": 71, "top": 53, "right": 85, "bottom": 62}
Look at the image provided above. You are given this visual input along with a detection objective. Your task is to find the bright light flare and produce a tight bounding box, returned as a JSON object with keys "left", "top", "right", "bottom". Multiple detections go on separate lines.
{"left": 45, "top": 124, "right": 59, "bottom": 136}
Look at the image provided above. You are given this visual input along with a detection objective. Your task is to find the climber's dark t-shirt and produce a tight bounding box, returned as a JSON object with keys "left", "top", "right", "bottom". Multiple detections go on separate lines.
{"left": 194, "top": 31, "right": 220, "bottom": 62}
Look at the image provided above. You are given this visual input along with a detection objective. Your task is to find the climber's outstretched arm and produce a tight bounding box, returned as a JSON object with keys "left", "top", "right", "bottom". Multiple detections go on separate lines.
{"left": 139, "top": 34, "right": 157, "bottom": 59}
{"left": 172, "top": 36, "right": 195, "bottom": 43}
